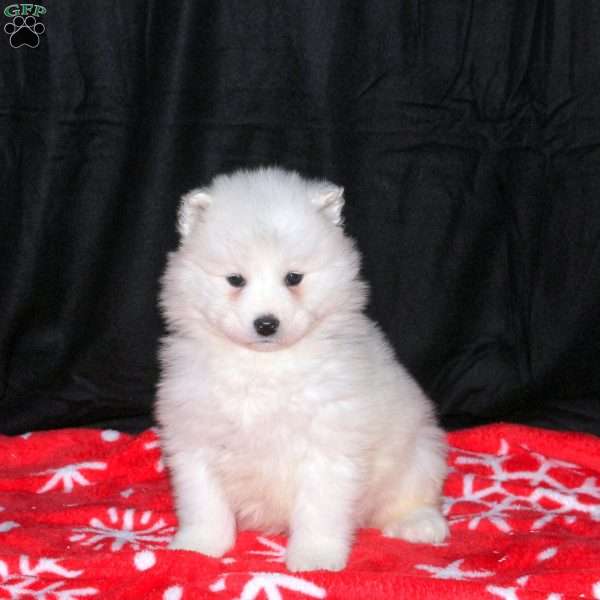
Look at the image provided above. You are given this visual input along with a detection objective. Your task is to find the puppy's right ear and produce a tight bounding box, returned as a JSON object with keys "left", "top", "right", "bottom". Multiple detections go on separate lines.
{"left": 177, "top": 188, "right": 212, "bottom": 238}
{"left": 312, "top": 186, "right": 345, "bottom": 226}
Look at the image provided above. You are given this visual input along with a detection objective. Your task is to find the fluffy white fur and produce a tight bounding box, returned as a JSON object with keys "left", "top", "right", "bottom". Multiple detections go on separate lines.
{"left": 156, "top": 167, "right": 448, "bottom": 572}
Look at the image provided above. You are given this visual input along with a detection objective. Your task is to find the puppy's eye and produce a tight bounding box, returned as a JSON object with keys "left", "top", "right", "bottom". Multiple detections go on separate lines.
{"left": 285, "top": 272, "right": 304, "bottom": 287}
{"left": 226, "top": 274, "right": 246, "bottom": 288}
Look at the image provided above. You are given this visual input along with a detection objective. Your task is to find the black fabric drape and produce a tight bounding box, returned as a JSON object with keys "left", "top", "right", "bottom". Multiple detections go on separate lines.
{"left": 1, "top": 1, "right": 600, "bottom": 434}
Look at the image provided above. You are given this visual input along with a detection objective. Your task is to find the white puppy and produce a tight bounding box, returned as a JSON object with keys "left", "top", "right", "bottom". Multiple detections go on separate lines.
{"left": 156, "top": 167, "right": 448, "bottom": 572}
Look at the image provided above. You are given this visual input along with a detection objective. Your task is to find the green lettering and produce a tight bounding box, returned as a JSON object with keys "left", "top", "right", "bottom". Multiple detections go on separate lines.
{"left": 21, "top": 4, "right": 33, "bottom": 15}
{"left": 3, "top": 4, "right": 20, "bottom": 17}
{"left": 33, "top": 5, "right": 46, "bottom": 16}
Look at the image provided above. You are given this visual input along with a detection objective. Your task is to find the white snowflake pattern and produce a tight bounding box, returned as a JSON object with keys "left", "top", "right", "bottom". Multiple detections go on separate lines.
{"left": 209, "top": 572, "right": 326, "bottom": 600}
{"left": 163, "top": 586, "right": 183, "bottom": 600}
{"left": 69, "top": 507, "right": 175, "bottom": 552}
{"left": 0, "top": 556, "right": 97, "bottom": 599}
{"left": 0, "top": 506, "right": 19, "bottom": 534}
{"left": 536, "top": 547, "right": 557, "bottom": 562}
{"left": 415, "top": 558, "right": 494, "bottom": 580}
{"left": 486, "top": 576, "right": 529, "bottom": 600}
{"left": 444, "top": 439, "right": 600, "bottom": 533}
{"left": 36, "top": 462, "right": 107, "bottom": 494}
{"left": 144, "top": 439, "right": 164, "bottom": 473}
{"left": 487, "top": 584, "right": 520, "bottom": 600}
{"left": 133, "top": 550, "right": 156, "bottom": 571}
{"left": 247, "top": 537, "right": 286, "bottom": 563}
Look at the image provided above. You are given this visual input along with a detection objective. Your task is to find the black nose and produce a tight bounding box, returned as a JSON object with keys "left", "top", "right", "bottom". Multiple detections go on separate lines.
{"left": 254, "top": 314, "right": 280, "bottom": 337}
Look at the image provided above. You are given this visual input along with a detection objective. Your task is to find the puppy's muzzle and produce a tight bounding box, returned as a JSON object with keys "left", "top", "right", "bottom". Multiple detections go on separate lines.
{"left": 254, "top": 314, "right": 280, "bottom": 337}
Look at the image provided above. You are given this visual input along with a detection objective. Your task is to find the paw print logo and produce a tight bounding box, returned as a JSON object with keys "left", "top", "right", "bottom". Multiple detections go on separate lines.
{"left": 4, "top": 15, "right": 45, "bottom": 48}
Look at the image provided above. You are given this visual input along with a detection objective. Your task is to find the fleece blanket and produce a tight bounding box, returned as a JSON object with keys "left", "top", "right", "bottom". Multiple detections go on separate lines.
{"left": 0, "top": 424, "right": 599, "bottom": 599}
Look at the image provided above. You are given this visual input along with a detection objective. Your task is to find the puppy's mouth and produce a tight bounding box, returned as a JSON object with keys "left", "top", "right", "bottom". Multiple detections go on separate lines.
{"left": 248, "top": 338, "right": 284, "bottom": 352}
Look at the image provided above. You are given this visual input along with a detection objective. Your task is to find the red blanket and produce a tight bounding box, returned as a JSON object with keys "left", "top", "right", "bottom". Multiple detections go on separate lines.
{"left": 0, "top": 424, "right": 599, "bottom": 599}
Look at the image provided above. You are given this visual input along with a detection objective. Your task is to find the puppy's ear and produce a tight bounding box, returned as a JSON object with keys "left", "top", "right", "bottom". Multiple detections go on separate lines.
{"left": 313, "top": 186, "right": 345, "bottom": 226}
{"left": 177, "top": 188, "right": 212, "bottom": 238}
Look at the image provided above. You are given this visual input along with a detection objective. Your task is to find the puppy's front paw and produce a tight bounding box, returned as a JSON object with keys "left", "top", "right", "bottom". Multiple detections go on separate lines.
{"left": 383, "top": 506, "right": 448, "bottom": 544}
{"left": 286, "top": 535, "right": 349, "bottom": 572}
{"left": 169, "top": 525, "right": 235, "bottom": 558}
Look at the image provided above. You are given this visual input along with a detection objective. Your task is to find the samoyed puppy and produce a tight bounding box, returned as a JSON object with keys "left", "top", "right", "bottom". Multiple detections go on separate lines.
{"left": 156, "top": 166, "right": 448, "bottom": 572}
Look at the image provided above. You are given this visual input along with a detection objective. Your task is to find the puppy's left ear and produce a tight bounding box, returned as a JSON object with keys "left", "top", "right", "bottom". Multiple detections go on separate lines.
{"left": 313, "top": 186, "right": 345, "bottom": 226}
{"left": 177, "top": 188, "right": 212, "bottom": 238}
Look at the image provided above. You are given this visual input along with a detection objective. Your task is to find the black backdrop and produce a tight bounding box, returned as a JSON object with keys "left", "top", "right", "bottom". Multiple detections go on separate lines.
{"left": 1, "top": 1, "right": 600, "bottom": 435}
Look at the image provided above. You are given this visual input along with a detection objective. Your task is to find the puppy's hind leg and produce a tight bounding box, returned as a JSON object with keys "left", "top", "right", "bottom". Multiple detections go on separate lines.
{"left": 383, "top": 505, "right": 448, "bottom": 544}
{"left": 373, "top": 426, "right": 449, "bottom": 544}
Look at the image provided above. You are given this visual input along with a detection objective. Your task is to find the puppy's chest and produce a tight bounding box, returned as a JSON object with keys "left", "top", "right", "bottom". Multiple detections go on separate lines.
{"left": 210, "top": 357, "right": 317, "bottom": 431}
{"left": 214, "top": 379, "right": 313, "bottom": 452}
{"left": 215, "top": 415, "right": 307, "bottom": 483}
{"left": 203, "top": 351, "right": 349, "bottom": 471}
{"left": 208, "top": 363, "right": 317, "bottom": 482}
